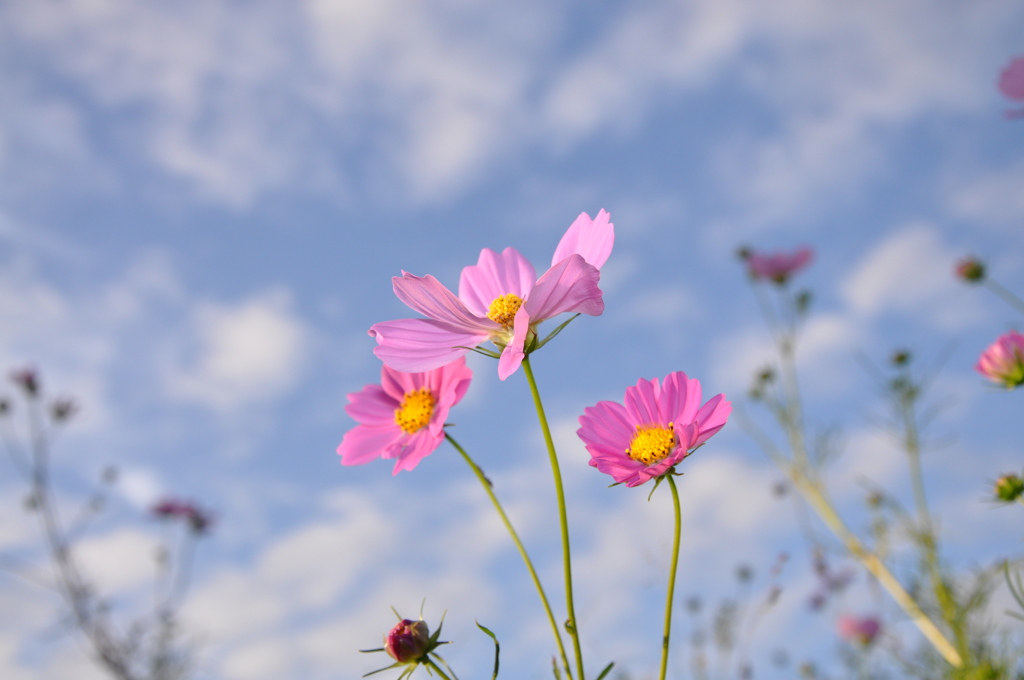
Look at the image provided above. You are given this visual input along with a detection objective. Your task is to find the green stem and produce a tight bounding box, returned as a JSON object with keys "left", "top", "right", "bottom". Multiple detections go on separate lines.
{"left": 521, "top": 356, "right": 585, "bottom": 680}
{"left": 658, "top": 475, "right": 683, "bottom": 680}
{"left": 424, "top": 657, "right": 455, "bottom": 680}
{"left": 445, "top": 433, "right": 572, "bottom": 677}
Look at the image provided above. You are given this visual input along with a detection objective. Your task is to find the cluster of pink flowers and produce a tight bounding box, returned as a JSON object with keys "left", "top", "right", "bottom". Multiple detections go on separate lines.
{"left": 340, "top": 209, "right": 734, "bottom": 490}
{"left": 151, "top": 498, "right": 215, "bottom": 535}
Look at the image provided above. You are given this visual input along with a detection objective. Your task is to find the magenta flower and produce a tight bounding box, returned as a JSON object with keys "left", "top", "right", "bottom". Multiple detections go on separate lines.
{"left": 976, "top": 330, "right": 1024, "bottom": 388}
{"left": 338, "top": 357, "right": 472, "bottom": 474}
{"left": 151, "top": 498, "right": 215, "bottom": 535}
{"left": 837, "top": 615, "right": 881, "bottom": 646}
{"left": 385, "top": 619, "right": 431, "bottom": 664}
{"left": 744, "top": 247, "right": 813, "bottom": 285}
{"left": 369, "top": 210, "right": 614, "bottom": 380}
{"left": 577, "top": 371, "right": 731, "bottom": 487}
{"left": 999, "top": 56, "right": 1024, "bottom": 119}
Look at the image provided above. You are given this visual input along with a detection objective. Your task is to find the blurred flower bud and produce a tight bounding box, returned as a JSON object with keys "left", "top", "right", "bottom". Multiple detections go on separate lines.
{"left": 736, "top": 246, "right": 752, "bottom": 261}
{"left": 10, "top": 368, "right": 39, "bottom": 398}
{"left": 51, "top": 397, "right": 77, "bottom": 422}
{"left": 890, "top": 349, "right": 911, "bottom": 367}
{"left": 385, "top": 619, "right": 431, "bottom": 664}
{"left": 955, "top": 257, "right": 986, "bottom": 283}
{"left": 837, "top": 615, "right": 881, "bottom": 646}
{"left": 795, "top": 290, "right": 812, "bottom": 314}
{"left": 994, "top": 474, "right": 1024, "bottom": 503}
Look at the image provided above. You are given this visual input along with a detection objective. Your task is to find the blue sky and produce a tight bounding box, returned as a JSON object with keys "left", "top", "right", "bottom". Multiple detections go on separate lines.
{"left": 2, "top": 1, "right": 1024, "bottom": 678}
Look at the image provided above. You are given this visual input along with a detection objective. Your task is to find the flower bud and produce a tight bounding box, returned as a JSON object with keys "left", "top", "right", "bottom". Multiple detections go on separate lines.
{"left": 385, "top": 619, "right": 430, "bottom": 664}
{"left": 994, "top": 474, "right": 1024, "bottom": 503}
{"left": 955, "top": 257, "right": 985, "bottom": 283}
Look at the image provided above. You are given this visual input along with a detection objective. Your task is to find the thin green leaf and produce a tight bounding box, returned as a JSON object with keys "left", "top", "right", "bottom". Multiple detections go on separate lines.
{"left": 455, "top": 345, "right": 501, "bottom": 359}
{"left": 362, "top": 661, "right": 402, "bottom": 677}
{"left": 476, "top": 621, "right": 500, "bottom": 680}
{"left": 595, "top": 661, "right": 616, "bottom": 680}
{"left": 533, "top": 314, "right": 580, "bottom": 351}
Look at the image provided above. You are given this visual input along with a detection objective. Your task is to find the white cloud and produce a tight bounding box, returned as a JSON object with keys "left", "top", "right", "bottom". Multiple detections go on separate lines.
{"left": 165, "top": 289, "right": 308, "bottom": 411}
{"left": 711, "top": 313, "right": 863, "bottom": 398}
{"left": 946, "top": 162, "right": 1024, "bottom": 230}
{"left": 840, "top": 223, "right": 982, "bottom": 329}
{"left": 74, "top": 528, "right": 160, "bottom": 594}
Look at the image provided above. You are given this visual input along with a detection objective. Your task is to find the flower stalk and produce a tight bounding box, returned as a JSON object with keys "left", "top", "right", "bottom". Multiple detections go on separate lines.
{"left": 445, "top": 433, "right": 572, "bottom": 677}
{"left": 521, "top": 356, "right": 585, "bottom": 680}
{"left": 658, "top": 475, "right": 683, "bottom": 680}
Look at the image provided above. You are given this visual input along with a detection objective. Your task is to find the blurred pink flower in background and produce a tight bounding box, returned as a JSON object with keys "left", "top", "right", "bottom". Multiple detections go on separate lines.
{"left": 999, "top": 56, "right": 1024, "bottom": 119}
{"left": 837, "top": 614, "right": 881, "bottom": 646}
{"left": 975, "top": 330, "right": 1024, "bottom": 389}
{"left": 338, "top": 357, "right": 472, "bottom": 474}
{"left": 369, "top": 210, "right": 614, "bottom": 380}
{"left": 151, "top": 498, "right": 215, "bottom": 535}
{"left": 577, "top": 371, "right": 731, "bottom": 487}
{"left": 744, "top": 247, "right": 813, "bottom": 285}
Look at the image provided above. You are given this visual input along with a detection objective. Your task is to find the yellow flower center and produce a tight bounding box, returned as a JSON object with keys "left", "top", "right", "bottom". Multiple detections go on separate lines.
{"left": 626, "top": 424, "right": 677, "bottom": 465}
{"left": 394, "top": 388, "right": 437, "bottom": 434}
{"left": 487, "top": 294, "right": 524, "bottom": 328}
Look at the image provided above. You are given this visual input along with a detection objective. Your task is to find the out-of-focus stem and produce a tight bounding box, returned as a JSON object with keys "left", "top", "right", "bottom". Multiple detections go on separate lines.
{"left": 446, "top": 433, "right": 572, "bottom": 678}
{"left": 900, "top": 397, "right": 969, "bottom": 664}
{"left": 774, "top": 338, "right": 963, "bottom": 669}
{"left": 522, "top": 357, "right": 585, "bottom": 680}
{"left": 984, "top": 278, "right": 1024, "bottom": 317}
{"left": 785, "top": 470, "right": 962, "bottom": 666}
{"left": 657, "top": 476, "right": 682, "bottom": 680}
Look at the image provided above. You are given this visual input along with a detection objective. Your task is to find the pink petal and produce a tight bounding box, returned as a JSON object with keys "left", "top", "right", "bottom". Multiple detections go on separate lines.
{"left": 345, "top": 384, "right": 397, "bottom": 425}
{"left": 392, "top": 273, "right": 496, "bottom": 332}
{"left": 578, "top": 400, "right": 636, "bottom": 455}
{"left": 624, "top": 376, "right": 662, "bottom": 426}
{"left": 390, "top": 430, "right": 445, "bottom": 474}
{"left": 425, "top": 356, "right": 474, "bottom": 408}
{"left": 497, "top": 306, "right": 530, "bottom": 380}
{"left": 692, "top": 394, "right": 732, "bottom": 447}
{"left": 458, "top": 248, "right": 537, "bottom": 318}
{"left": 552, "top": 210, "right": 615, "bottom": 270}
{"left": 660, "top": 372, "right": 702, "bottom": 425}
{"left": 338, "top": 424, "right": 404, "bottom": 466}
{"left": 999, "top": 56, "right": 1024, "bottom": 101}
{"left": 370, "top": 318, "right": 489, "bottom": 373}
{"left": 525, "top": 254, "right": 604, "bottom": 322}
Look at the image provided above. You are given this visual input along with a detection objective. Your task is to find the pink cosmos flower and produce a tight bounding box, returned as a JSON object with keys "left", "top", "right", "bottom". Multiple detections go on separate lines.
{"left": 338, "top": 357, "right": 472, "bottom": 474}
{"left": 999, "top": 56, "right": 1024, "bottom": 119}
{"left": 577, "top": 371, "right": 732, "bottom": 487}
{"left": 975, "top": 330, "right": 1024, "bottom": 389}
{"left": 369, "top": 210, "right": 614, "bottom": 380}
{"left": 745, "top": 247, "right": 813, "bottom": 285}
{"left": 837, "top": 615, "right": 881, "bottom": 646}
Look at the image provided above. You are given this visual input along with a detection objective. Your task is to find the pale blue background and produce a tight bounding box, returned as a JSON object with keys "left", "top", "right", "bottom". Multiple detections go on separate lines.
{"left": 1, "top": 1, "right": 1023, "bottom": 678}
